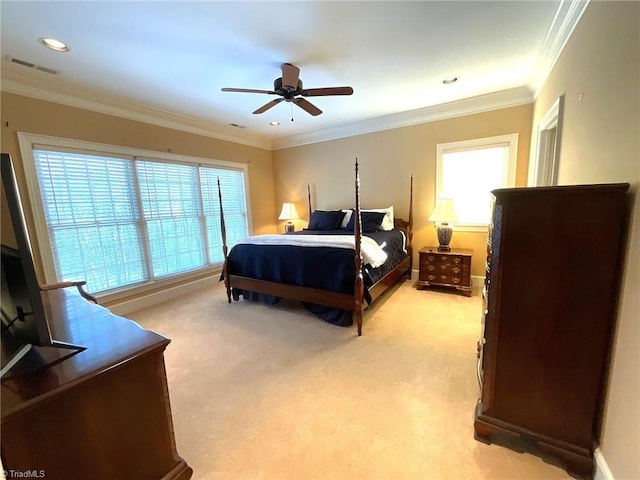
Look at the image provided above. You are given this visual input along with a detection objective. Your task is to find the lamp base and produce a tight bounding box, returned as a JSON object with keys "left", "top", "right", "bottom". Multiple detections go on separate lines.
{"left": 436, "top": 223, "right": 453, "bottom": 251}
{"left": 285, "top": 223, "right": 295, "bottom": 233}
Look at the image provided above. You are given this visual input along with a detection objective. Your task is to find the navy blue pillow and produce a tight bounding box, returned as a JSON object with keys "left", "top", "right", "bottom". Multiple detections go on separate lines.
{"left": 307, "top": 210, "right": 347, "bottom": 231}
{"left": 346, "top": 211, "right": 386, "bottom": 232}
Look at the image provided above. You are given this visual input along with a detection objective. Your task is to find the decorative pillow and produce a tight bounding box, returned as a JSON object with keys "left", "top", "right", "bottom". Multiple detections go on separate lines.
{"left": 307, "top": 210, "right": 347, "bottom": 231}
{"left": 341, "top": 206, "right": 394, "bottom": 230}
{"left": 364, "top": 206, "right": 394, "bottom": 231}
{"left": 346, "top": 211, "right": 386, "bottom": 232}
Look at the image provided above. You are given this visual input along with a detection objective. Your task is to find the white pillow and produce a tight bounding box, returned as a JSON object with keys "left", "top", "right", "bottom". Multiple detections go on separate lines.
{"left": 341, "top": 209, "right": 352, "bottom": 228}
{"left": 340, "top": 206, "right": 394, "bottom": 231}
{"left": 366, "top": 206, "right": 394, "bottom": 231}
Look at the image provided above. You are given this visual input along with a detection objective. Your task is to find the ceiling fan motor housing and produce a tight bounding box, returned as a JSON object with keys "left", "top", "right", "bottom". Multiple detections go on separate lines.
{"left": 274, "top": 77, "right": 303, "bottom": 99}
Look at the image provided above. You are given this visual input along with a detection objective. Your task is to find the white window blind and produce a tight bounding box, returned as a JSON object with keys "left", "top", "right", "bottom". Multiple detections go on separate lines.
{"left": 31, "top": 145, "right": 249, "bottom": 295}
{"left": 200, "top": 167, "right": 248, "bottom": 264}
{"left": 436, "top": 134, "right": 517, "bottom": 229}
{"left": 34, "top": 149, "right": 145, "bottom": 292}
{"left": 136, "top": 160, "right": 205, "bottom": 278}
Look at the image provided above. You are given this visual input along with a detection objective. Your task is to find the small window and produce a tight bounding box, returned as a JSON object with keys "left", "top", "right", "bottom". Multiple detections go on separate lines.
{"left": 435, "top": 134, "right": 518, "bottom": 230}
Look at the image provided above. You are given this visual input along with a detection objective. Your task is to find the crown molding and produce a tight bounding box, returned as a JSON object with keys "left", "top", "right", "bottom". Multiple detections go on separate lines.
{"left": 0, "top": 65, "right": 272, "bottom": 151}
{"left": 271, "top": 86, "right": 534, "bottom": 150}
{"left": 530, "top": 0, "right": 590, "bottom": 98}
{"left": 2, "top": 64, "right": 532, "bottom": 152}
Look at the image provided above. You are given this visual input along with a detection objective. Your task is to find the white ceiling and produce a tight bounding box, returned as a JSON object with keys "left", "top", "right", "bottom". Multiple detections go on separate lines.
{"left": 0, "top": 1, "right": 587, "bottom": 149}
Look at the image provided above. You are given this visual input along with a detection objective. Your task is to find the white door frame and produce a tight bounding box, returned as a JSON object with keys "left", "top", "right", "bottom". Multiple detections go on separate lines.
{"left": 529, "top": 95, "right": 564, "bottom": 186}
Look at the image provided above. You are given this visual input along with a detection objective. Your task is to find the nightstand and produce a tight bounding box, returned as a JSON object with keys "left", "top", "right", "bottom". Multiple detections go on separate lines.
{"left": 417, "top": 247, "right": 473, "bottom": 296}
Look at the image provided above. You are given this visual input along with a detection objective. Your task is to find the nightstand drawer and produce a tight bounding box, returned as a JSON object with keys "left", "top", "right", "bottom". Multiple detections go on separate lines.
{"left": 435, "top": 274, "right": 470, "bottom": 286}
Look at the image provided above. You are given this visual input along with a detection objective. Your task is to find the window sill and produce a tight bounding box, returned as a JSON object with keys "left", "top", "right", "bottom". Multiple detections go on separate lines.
{"left": 453, "top": 224, "right": 489, "bottom": 233}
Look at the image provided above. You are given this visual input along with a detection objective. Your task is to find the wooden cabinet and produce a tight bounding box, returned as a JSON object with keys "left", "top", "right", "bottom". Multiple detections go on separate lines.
{"left": 474, "top": 184, "right": 629, "bottom": 478}
{"left": 1, "top": 289, "right": 193, "bottom": 480}
{"left": 417, "top": 247, "right": 472, "bottom": 296}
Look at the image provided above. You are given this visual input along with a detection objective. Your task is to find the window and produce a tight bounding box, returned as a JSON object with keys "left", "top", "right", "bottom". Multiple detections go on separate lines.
{"left": 19, "top": 134, "right": 250, "bottom": 295}
{"left": 435, "top": 134, "right": 518, "bottom": 230}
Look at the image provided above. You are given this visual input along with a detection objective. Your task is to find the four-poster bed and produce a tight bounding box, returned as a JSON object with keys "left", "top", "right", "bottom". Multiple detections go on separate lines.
{"left": 218, "top": 160, "right": 413, "bottom": 335}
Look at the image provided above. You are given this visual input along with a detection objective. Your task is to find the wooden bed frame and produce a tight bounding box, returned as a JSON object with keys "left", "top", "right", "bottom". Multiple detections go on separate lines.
{"left": 218, "top": 160, "right": 413, "bottom": 335}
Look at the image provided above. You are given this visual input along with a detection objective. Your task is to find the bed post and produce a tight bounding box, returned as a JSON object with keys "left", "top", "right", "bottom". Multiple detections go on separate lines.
{"left": 217, "top": 177, "right": 232, "bottom": 303}
{"left": 307, "top": 183, "right": 312, "bottom": 220}
{"left": 353, "top": 158, "right": 364, "bottom": 336}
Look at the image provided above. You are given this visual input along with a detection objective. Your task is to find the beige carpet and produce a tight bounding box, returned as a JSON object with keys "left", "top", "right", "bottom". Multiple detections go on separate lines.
{"left": 128, "top": 280, "right": 573, "bottom": 480}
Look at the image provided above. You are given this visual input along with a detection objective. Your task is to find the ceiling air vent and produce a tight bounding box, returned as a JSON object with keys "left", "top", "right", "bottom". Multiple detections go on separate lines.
{"left": 6, "top": 56, "right": 59, "bottom": 75}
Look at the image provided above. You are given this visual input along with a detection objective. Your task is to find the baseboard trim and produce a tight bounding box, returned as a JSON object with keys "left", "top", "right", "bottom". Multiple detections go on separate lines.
{"left": 471, "top": 275, "right": 484, "bottom": 289}
{"left": 594, "top": 447, "right": 615, "bottom": 480}
{"left": 108, "top": 275, "right": 219, "bottom": 316}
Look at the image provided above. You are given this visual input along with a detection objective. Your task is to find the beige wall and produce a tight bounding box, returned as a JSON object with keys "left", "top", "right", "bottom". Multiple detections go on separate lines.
{"left": 273, "top": 104, "right": 533, "bottom": 278}
{"left": 531, "top": 2, "right": 639, "bottom": 478}
{"left": 0, "top": 92, "right": 277, "bottom": 288}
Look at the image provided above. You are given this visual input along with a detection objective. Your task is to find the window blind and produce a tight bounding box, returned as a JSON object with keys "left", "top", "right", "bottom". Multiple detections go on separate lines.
{"left": 136, "top": 160, "right": 205, "bottom": 278}
{"left": 440, "top": 144, "right": 511, "bottom": 225}
{"left": 200, "top": 167, "right": 248, "bottom": 264}
{"left": 33, "top": 149, "right": 145, "bottom": 292}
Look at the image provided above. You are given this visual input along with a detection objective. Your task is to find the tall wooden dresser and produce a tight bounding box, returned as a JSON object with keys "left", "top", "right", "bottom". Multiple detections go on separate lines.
{"left": 474, "top": 183, "right": 629, "bottom": 478}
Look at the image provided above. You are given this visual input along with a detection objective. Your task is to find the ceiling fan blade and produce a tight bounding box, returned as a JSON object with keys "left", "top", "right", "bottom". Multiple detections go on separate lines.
{"left": 281, "top": 63, "right": 300, "bottom": 90}
{"left": 301, "top": 86, "right": 354, "bottom": 97}
{"left": 221, "top": 87, "right": 276, "bottom": 94}
{"left": 294, "top": 97, "right": 322, "bottom": 116}
{"left": 253, "top": 98, "right": 284, "bottom": 114}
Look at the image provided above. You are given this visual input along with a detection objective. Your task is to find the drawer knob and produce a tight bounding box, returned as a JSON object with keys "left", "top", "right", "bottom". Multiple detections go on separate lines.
{"left": 452, "top": 267, "right": 460, "bottom": 273}
{"left": 453, "top": 258, "right": 461, "bottom": 264}
{"left": 428, "top": 275, "right": 436, "bottom": 280}
{"left": 428, "top": 265, "right": 436, "bottom": 271}
{"left": 452, "top": 277, "right": 460, "bottom": 284}
{"left": 428, "top": 255, "right": 435, "bottom": 261}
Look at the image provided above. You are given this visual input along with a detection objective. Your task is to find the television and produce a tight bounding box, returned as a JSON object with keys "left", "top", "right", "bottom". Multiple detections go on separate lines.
{"left": 1, "top": 152, "right": 84, "bottom": 377}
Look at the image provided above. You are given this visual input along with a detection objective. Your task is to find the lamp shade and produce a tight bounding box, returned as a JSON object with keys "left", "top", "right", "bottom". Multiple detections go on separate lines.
{"left": 428, "top": 198, "right": 459, "bottom": 224}
{"left": 278, "top": 202, "right": 299, "bottom": 221}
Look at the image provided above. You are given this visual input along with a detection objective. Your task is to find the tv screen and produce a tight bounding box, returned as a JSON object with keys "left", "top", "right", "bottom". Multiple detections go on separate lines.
{"left": 1, "top": 244, "right": 47, "bottom": 344}
{"left": 1, "top": 153, "right": 84, "bottom": 377}
{"left": 1, "top": 152, "right": 52, "bottom": 347}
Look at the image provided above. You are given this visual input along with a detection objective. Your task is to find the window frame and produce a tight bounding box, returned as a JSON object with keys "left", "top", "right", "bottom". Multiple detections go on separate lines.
{"left": 435, "top": 133, "right": 518, "bottom": 232}
{"left": 17, "top": 132, "right": 252, "bottom": 299}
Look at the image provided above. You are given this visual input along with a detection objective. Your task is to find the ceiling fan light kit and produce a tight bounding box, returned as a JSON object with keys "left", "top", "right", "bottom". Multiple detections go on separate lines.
{"left": 222, "top": 63, "right": 353, "bottom": 117}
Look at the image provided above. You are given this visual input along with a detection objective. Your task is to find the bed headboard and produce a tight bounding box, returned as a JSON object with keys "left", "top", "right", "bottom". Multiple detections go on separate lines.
{"left": 306, "top": 174, "right": 413, "bottom": 259}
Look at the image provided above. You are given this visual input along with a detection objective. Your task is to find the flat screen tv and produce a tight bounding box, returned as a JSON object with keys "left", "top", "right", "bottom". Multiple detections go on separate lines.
{"left": 1, "top": 152, "right": 84, "bottom": 377}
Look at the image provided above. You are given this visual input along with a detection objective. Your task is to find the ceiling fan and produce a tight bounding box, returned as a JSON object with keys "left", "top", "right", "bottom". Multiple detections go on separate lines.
{"left": 221, "top": 63, "right": 353, "bottom": 116}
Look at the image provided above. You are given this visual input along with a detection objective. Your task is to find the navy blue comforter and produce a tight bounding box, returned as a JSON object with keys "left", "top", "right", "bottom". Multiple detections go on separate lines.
{"left": 224, "top": 229, "right": 407, "bottom": 327}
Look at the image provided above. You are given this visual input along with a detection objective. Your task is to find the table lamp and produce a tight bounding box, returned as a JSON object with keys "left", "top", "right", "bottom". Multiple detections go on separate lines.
{"left": 428, "top": 198, "right": 458, "bottom": 251}
{"left": 278, "top": 202, "right": 299, "bottom": 233}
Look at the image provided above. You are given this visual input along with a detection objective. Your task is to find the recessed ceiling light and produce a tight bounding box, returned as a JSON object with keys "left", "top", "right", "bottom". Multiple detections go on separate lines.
{"left": 39, "top": 37, "right": 69, "bottom": 52}
{"left": 442, "top": 76, "right": 458, "bottom": 85}
{"left": 269, "top": 121, "right": 280, "bottom": 126}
